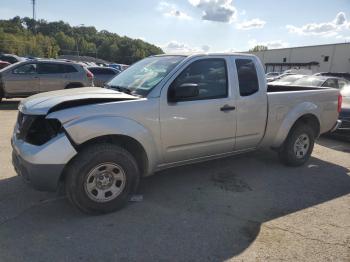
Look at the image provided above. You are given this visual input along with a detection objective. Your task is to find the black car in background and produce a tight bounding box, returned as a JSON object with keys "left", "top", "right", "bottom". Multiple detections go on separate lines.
{"left": 87, "top": 66, "right": 120, "bottom": 87}
{"left": 333, "top": 85, "right": 350, "bottom": 140}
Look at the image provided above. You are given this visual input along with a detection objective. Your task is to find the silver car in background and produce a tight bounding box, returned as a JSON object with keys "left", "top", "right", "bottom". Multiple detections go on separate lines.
{"left": 269, "top": 74, "right": 306, "bottom": 85}
{"left": 0, "top": 59, "right": 94, "bottom": 102}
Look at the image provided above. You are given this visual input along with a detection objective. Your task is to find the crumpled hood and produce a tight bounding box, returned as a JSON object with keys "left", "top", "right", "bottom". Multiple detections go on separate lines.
{"left": 19, "top": 87, "right": 139, "bottom": 115}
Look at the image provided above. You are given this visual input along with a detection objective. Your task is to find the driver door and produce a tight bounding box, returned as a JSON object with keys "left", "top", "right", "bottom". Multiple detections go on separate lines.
{"left": 5, "top": 63, "right": 39, "bottom": 94}
{"left": 159, "top": 57, "right": 237, "bottom": 164}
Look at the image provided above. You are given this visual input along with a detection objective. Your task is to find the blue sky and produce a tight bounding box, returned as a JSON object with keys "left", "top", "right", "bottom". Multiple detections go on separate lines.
{"left": 1, "top": 0, "right": 350, "bottom": 53}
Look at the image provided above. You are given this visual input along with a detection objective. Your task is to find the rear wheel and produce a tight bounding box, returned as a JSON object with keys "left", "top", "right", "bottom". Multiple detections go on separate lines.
{"left": 278, "top": 124, "right": 315, "bottom": 166}
{"left": 65, "top": 143, "right": 140, "bottom": 214}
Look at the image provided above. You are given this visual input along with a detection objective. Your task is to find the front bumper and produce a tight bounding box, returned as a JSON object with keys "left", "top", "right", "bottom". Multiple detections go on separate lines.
{"left": 11, "top": 132, "right": 77, "bottom": 191}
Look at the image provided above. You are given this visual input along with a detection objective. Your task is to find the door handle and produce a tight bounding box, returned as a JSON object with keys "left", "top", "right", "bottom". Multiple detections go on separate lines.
{"left": 220, "top": 104, "right": 236, "bottom": 112}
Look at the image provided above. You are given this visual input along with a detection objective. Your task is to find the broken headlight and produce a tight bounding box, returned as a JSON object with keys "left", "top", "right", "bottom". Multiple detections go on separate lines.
{"left": 16, "top": 113, "right": 63, "bottom": 145}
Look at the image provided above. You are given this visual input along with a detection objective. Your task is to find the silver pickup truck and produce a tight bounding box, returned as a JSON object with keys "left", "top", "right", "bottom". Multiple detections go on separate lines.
{"left": 12, "top": 54, "right": 342, "bottom": 214}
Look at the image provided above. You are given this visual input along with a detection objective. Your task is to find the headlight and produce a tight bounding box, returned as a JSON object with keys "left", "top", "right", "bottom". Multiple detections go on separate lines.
{"left": 16, "top": 113, "right": 63, "bottom": 145}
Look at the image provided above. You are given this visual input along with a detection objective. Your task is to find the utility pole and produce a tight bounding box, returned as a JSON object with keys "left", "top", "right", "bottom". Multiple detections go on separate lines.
{"left": 31, "top": 0, "right": 36, "bottom": 20}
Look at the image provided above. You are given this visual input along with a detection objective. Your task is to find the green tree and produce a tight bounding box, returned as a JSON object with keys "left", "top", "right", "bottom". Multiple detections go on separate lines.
{"left": 249, "top": 45, "right": 268, "bottom": 52}
{"left": 0, "top": 16, "right": 163, "bottom": 63}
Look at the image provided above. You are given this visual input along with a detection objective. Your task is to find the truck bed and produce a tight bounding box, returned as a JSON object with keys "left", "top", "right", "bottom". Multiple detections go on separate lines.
{"left": 260, "top": 86, "right": 339, "bottom": 148}
{"left": 267, "top": 84, "right": 331, "bottom": 92}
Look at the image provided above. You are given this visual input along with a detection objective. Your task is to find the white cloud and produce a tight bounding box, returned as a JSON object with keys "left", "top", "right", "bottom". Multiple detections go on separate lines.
{"left": 334, "top": 12, "right": 347, "bottom": 26}
{"left": 239, "top": 9, "right": 246, "bottom": 16}
{"left": 286, "top": 12, "right": 349, "bottom": 37}
{"left": 189, "top": 0, "right": 237, "bottom": 23}
{"left": 248, "top": 39, "right": 289, "bottom": 49}
{"left": 158, "top": 1, "right": 192, "bottom": 20}
{"left": 160, "top": 41, "right": 210, "bottom": 54}
{"left": 336, "top": 34, "right": 350, "bottom": 41}
{"left": 201, "top": 44, "right": 211, "bottom": 52}
{"left": 165, "top": 9, "right": 192, "bottom": 20}
{"left": 237, "top": 18, "right": 266, "bottom": 30}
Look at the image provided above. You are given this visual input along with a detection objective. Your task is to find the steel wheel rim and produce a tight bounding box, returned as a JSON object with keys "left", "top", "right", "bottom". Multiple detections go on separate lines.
{"left": 84, "top": 162, "right": 126, "bottom": 202}
{"left": 293, "top": 133, "right": 310, "bottom": 159}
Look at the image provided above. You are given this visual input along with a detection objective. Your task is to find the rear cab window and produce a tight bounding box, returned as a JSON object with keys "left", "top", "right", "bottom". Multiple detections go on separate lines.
{"left": 235, "top": 58, "right": 259, "bottom": 96}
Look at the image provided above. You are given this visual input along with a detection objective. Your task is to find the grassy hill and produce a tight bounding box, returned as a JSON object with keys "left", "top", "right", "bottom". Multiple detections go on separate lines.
{"left": 0, "top": 16, "right": 163, "bottom": 64}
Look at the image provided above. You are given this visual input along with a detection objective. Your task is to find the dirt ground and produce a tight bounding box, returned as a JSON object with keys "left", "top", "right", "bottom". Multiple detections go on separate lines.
{"left": 1, "top": 99, "right": 349, "bottom": 261}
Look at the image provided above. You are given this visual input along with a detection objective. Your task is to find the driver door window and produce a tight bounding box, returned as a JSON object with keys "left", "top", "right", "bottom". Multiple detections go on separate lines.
{"left": 171, "top": 59, "right": 228, "bottom": 100}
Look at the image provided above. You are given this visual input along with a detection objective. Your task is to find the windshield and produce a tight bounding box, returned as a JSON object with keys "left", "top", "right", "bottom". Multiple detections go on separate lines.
{"left": 106, "top": 56, "right": 185, "bottom": 96}
{"left": 293, "top": 76, "right": 325, "bottom": 87}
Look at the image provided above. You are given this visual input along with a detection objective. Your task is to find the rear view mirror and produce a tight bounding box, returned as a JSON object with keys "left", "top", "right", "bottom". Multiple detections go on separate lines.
{"left": 168, "top": 83, "right": 199, "bottom": 102}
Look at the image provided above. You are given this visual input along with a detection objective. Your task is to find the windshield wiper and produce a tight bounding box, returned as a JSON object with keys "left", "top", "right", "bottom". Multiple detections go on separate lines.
{"left": 104, "top": 84, "right": 144, "bottom": 98}
{"left": 105, "top": 84, "right": 132, "bottom": 95}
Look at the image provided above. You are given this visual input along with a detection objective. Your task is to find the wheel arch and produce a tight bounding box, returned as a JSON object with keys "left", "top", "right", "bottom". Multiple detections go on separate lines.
{"left": 60, "top": 134, "right": 149, "bottom": 184}
{"left": 271, "top": 104, "right": 321, "bottom": 149}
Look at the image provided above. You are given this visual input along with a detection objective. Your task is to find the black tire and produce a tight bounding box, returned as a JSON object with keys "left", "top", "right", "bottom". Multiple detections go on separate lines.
{"left": 0, "top": 88, "right": 3, "bottom": 103}
{"left": 278, "top": 124, "right": 315, "bottom": 166}
{"left": 65, "top": 143, "right": 140, "bottom": 214}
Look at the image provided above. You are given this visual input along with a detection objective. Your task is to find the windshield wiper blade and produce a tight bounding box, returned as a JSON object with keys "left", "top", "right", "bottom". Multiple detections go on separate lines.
{"left": 106, "top": 85, "right": 132, "bottom": 94}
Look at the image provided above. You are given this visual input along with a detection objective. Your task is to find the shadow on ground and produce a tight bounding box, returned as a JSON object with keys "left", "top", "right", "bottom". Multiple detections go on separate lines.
{"left": 0, "top": 99, "right": 20, "bottom": 110}
{"left": 318, "top": 135, "right": 350, "bottom": 153}
{"left": 0, "top": 150, "right": 349, "bottom": 261}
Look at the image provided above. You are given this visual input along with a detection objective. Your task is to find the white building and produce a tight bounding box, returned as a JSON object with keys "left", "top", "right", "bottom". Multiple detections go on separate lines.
{"left": 248, "top": 42, "right": 350, "bottom": 74}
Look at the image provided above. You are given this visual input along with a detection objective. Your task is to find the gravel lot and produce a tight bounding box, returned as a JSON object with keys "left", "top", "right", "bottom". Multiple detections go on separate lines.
{"left": 0, "top": 99, "right": 350, "bottom": 262}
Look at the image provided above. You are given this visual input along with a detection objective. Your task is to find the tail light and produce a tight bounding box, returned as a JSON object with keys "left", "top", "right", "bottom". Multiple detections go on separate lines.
{"left": 338, "top": 94, "right": 342, "bottom": 113}
{"left": 86, "top": 69, "right": 94, "bottom": 79}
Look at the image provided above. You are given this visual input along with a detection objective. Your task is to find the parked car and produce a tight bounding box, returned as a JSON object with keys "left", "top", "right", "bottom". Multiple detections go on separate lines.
{"left": 0, "top": 54, "right": 25, "bottom": 64}
{"left": 108, "top": 63, "right": 129, "bottom": 71}
{"left": 267, "top": 72, "right": 295, "bottom": 82}
{"left": 0, "top": 60, "right": 11, "bottom": 69}
{"left": 0, "top": 59, "right": 94, "bottom": 102}
{"left": 329, "top": 85, "right": 350, "bottom": 140}
{"left": 265, "top": 72, "right": 280, "bottom": 78}
{"left": 314, "top": 72, "right": 350, "bottom": 81}
{"left": 269, "top": 74, "right": 306, "bottom": 85}
{"left": 293, "top": 75, "right": 349, "bottom": 89}
{"left": 87, "top": 66, "right": 120, "bottom": 87}
{"left": 12, "top": 54, "right": 341, "bottom": 214}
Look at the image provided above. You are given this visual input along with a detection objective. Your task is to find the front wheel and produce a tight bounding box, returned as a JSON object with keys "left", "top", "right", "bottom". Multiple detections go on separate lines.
{"left": 278, "top": 124, "right": 315, "bottom": 166}
{"left": 65, "top": 143, "right": 140, "bottom": 214}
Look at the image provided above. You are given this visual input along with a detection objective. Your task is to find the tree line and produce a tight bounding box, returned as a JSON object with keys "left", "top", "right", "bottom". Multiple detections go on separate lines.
{"left": 0, "top": 16, "right": 163, "bottom": 64}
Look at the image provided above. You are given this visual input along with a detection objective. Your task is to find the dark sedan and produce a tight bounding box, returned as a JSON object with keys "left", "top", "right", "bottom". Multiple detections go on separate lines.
{"left": 333, "top": 85, "right": 350, "bottom": 140}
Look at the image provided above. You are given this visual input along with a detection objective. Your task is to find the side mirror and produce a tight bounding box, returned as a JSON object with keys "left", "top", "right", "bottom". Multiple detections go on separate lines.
{"left": 168, "top": 83, "right": 199, "bottom": 102}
